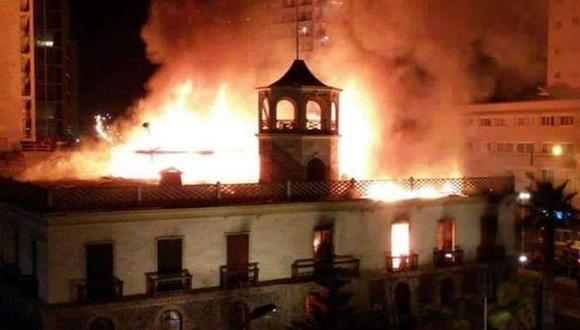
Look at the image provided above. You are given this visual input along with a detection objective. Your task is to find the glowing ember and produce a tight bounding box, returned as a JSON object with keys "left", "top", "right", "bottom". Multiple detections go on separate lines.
{"left": 391, "top": 222, "right": 410, "bottom": 270}
{"left": 94, "top": 114, "right": 113, "bottom": 144}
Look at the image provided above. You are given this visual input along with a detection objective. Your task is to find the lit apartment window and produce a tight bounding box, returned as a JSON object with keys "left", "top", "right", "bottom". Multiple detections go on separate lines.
{"left": 516, "top": 143, "right": 534, "bottom": 153}
{"left": 493, "top": 118, "right": 507, "bottom": 127}
{"left": 480, "top": 118, "right": 492, "bottom": 127}
{"left": 560, "top": 115, "right": 574, "bottom": 126}
{"left": 541, "top": 116, "right": 555, "bottom": 126}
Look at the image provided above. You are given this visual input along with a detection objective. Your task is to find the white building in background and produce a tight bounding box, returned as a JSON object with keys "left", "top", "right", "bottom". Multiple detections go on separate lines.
{"left": 464, "top": 0, "right": 580, "bottom": 203}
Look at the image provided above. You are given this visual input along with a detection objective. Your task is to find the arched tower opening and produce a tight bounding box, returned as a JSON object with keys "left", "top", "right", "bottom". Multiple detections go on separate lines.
{"left": 257, "top": 60, "right": 341, "bottom": 183}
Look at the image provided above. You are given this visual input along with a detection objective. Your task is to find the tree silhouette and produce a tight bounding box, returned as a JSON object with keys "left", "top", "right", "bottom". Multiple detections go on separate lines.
{"left": 524, "top": 176, "right": 577, "bottom": 330}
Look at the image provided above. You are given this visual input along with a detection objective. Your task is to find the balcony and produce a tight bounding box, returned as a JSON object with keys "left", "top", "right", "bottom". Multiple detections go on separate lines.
{"left": 477, "top": 245, "right": 506, "bottom": 263}
{"left": 291, "top": 255, "right": 360, "bottom": 280}
{"left": 385, "top": 252, "right": 419, "bottom": 273}
{"left": 433, "top": 248, "right": 464, "bottom": 268}
{"left": 219, "top": 263, "right": 259, "bottom": 289}
{"left": 146, "top": 269, "right": 192, "bottom": 296}
{"left": 76, "top": 277, "right": 124, "bottom": 302}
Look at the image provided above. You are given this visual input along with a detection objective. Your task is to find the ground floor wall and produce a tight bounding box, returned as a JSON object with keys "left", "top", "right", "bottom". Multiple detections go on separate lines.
{"left": 43, "top": 263, "right": 511, "bottom": 330}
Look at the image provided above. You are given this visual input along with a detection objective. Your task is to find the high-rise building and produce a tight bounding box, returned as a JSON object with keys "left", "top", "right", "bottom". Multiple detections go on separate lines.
{"left": 0, "top": 0, "right": 75, "bottom": 152}
{"left": 267, "top": 0, "right": 338, "bottom": 59}
{"left": 548, "top": 0, "right": 580, "bottom": 90}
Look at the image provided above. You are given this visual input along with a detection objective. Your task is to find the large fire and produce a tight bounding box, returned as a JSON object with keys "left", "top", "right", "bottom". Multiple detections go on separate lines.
{"left": 101, "top": 82, "right": 259, "bottom": 184}
{"left": 88, "top": 78, "right": 377, "bottom": 185}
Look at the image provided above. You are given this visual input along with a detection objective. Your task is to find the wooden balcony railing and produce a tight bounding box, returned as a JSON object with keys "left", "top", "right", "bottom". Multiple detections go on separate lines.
{"left": 219, "top": 263, "right": 259, "bottom": 289}
{"left": 146, "top": 269, "right": 192, "bottom": 296}
{"left": 291, "top": 255, "right": 360, "bottom": 280}
{"left": 477, "top": 245, "right": 506, "bottom": 263}
{"left": 433, "top": 248, "right": 464, "bottom": 268}
{"left": 76, "top": 277, "right": 124, "bottom": 302}
{"left": 385, "top": 252, "right": 419, "bottom": 273}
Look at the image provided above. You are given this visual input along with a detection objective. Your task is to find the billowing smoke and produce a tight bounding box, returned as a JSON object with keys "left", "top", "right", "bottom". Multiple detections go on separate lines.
{"left": 136, "top": 0, "right": 545, "bottom": 178}
{"left": 20, "top": 0, "right": 547, "bottom": 182}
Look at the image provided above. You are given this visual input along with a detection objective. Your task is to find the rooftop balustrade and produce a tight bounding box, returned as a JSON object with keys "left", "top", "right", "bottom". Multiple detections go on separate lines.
{"left": 0, "top": 176, "right": 514, "bottom": 212}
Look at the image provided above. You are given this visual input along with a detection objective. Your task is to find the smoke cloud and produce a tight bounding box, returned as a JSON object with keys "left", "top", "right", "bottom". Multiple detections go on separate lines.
{"left": 21, "top": 0, "right": 547, "bottom": 182}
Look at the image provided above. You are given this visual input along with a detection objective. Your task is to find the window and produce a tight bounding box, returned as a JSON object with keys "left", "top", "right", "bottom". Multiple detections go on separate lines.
{"left": 276, "top": 99, "right": 296, "bottom": 129}
{"left": 391, "top": 222, "right": 410, "bottom": 270}
{"left": 560, "top": 115, "right": 574, "bottom": 126}
{"left": 541, "top": 116, "right": 556, "bottom": 126}
{"left": 496, "top": 143, "right": 514, "bottom": 153}
{"left": 330, "top": 102, "right": 338, "bottom": 131}
{"left": 158, "top": 310, "right": 183, "bottom": 330}
{"left": 313, "top": 226, "right": 333, "bottom": 263}
{"left": 516, "top": 116, "right": 531, "bottom": 126}
{"left": 516, "top": 143, "right": 534, "bottom": 153}
{"left": 261, "top": 98, "right": 270, "bottom": 129}
{"left": 493, "top": 117, "right": 507, "bottom": 127}
{"left": 437, "top": 218, "right": 455, "bottom": 251}
{"left": 306, "top": 100, "right": 322, "bottom": 130}
{"left": 541, "top": 169, "right": 555, "bottom": 183}
{"left": 157, "top": 238, "right": 182, "bottom": 274}
{"left": 555, "top": 229, "right": 572, "bottom": 243}
{"left": 480, "top": 118, "right": 492, "bottom": 127}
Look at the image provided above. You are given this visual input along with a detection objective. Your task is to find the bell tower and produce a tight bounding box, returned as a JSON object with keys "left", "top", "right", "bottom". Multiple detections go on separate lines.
{"left": 257, "top": 60, "right": 341, "bottom": 183}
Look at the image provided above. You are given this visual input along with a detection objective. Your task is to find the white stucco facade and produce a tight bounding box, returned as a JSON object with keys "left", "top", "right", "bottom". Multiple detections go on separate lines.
{"left": 2, "top": 196, "right": 514, "bottom": 304}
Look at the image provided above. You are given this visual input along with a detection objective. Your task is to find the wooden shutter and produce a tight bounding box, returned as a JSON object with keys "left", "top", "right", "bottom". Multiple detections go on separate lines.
{"left": 86, "top": 243, "right": 113, "bottom": 282}
{"left": 157, "top": 238, "right": 182, "bottom": 274}
{"left": 227, "top": 234, "right": 249, "bottom": 271}
{"left": 438, "top": 219, "right": 455, "bottom": 251}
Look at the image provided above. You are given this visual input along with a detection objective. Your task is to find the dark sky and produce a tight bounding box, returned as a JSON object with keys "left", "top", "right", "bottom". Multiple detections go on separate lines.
{"left": 69, "top": 0, "right": 156, "bottom": 131}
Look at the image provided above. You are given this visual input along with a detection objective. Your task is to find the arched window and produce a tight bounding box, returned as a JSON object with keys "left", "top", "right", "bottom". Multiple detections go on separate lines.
{"left": 158, "top": 310, "right": 182, "bottom": 330}
{"left": 276, "top": 99, "right": 296, "bottom": 130}
{"left": 306, "top": 100, "right": 322, "bottom": 130}
{"left": 89, "top": 317, "right": 115, "bottom": 330}
{"left": 261, "top": 98, "right": 270, "bottom": 130}
{"left": 330, "top": 102, "right": 338, "bottom": 131}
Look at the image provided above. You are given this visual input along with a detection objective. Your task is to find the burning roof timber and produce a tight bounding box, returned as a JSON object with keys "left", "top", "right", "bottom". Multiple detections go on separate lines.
{"left": 0, "top": 176, "right": 514, "bottom": 213}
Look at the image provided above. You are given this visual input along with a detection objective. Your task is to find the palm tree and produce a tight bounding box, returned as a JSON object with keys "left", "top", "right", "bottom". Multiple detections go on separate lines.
{"left": 525, "top": 176, "right": 577, "bottom": 330}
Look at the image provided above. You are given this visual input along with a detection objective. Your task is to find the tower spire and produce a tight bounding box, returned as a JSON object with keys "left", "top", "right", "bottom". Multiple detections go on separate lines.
{"left": 295, "top": 0, "right": 300, "bottom": 59}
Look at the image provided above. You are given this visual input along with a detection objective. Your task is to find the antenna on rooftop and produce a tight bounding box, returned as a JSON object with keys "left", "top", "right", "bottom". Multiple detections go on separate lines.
{"left": 295, "top": 0, "right": 300, "bottom": 60}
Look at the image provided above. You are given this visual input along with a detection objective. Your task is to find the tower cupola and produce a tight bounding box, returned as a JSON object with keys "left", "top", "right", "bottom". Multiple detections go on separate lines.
{"left": 257, "top": 60, "right": 341, "bottom": 183}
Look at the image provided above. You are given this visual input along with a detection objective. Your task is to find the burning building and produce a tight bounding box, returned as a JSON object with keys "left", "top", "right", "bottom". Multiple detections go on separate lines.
{"left": 0, "top": 55, "right": 518, "bottom": 329}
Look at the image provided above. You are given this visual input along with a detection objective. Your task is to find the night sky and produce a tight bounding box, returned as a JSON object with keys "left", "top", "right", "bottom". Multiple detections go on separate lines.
{"left": 69, "top": 0, "right": 155, "bottom": 131}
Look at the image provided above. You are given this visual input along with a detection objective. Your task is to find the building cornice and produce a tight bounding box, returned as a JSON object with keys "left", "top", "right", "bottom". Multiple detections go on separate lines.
{"left": 43, "top": 196, "right": 485, "bottom": 227}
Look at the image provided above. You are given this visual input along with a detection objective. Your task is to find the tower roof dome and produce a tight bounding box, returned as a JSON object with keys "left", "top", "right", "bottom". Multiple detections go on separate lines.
{"left": 266, "top": 60, "right": 339, "bottom": 90}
